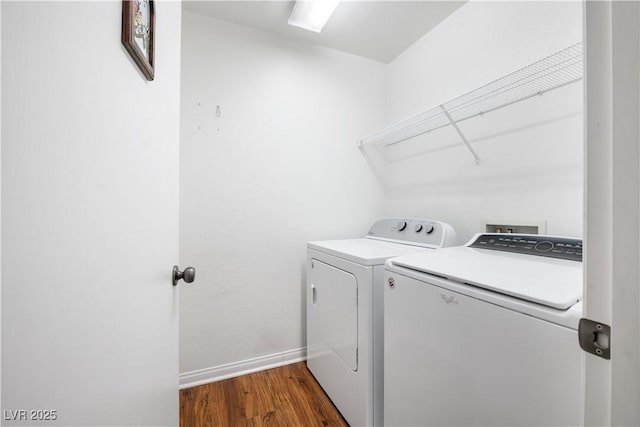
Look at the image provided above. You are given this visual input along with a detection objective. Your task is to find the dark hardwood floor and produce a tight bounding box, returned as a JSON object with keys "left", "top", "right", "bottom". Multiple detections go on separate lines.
{"left": 180, "top": 362, "right": 349, "bottom": 427}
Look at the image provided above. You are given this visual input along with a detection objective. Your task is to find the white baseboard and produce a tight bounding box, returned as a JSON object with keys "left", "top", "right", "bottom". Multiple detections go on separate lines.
{"left": 179, "top": 347, "right": 307, "bottom": 390}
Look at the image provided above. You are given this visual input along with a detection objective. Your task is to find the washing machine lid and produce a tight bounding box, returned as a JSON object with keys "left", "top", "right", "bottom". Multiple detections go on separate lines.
{"left": 308, "top": 238, "right": 427, "bottom": 266}
{"left": 389, "top": 245, "right": 583, "bottom": 310}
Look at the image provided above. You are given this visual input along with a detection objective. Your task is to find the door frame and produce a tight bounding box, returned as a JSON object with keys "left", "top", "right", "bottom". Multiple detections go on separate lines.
{"left": 584, "top": 1, "right": 640, "bottom": 425}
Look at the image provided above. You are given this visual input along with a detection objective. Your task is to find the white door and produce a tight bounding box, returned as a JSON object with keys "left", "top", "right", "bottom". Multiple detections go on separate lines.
{"left": 584, "top": 1, "right": 640, "bottom": 425}
{"left": 2, "top": 2, "right": 182, "bottom": 426}
{"left": 308, "top": 258, "right": 359, "bottom": 371}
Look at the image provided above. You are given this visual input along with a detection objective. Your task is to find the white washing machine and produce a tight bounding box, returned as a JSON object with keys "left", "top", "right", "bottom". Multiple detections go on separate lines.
{"left": 306, "top": 218, "right": 457, "bottom": 427}
{"left": 384, "top": 233, "right": 585, "bottom": 426}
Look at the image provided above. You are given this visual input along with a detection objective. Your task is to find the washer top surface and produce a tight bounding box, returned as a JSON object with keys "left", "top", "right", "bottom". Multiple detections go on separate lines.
{"left": 308, "top": 218, "right": 456, "bottom": 266}
{"left": 387, "top": 233, "right": 583, "bottom": 310}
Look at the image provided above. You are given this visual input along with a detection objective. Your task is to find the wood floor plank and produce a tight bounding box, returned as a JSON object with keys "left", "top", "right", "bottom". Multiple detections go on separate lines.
{"left": 180, "top": 362, "right": 349, "bottom": 427}
{"left": 265, "top": 366, "right": 305, "bottom": 426}
{"left": 284, "top": 363, "right": 348, "bottom": 427}
{"left": 241, "top": 370, "right": 276, "bottom": 419}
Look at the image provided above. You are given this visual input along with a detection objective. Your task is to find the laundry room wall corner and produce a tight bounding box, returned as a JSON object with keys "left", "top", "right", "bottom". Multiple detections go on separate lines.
{"left": 384, "top": 1, "right": 584, "bottom": 242}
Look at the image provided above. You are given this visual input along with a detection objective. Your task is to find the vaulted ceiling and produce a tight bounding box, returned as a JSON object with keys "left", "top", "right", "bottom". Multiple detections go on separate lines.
{"left": 183, "top": 1, "right": 466, "bottom": 63}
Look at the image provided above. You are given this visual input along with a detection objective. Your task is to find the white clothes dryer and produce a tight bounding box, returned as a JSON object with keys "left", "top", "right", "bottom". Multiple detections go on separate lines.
{"left": 384, "top": 233, "right": 584, "bottom": 426}
{"left": 306, "top": 218, "right": 457, "bottom": 427}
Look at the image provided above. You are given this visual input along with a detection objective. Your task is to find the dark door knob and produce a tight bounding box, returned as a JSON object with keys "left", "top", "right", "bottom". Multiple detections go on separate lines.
{"left": 172, "top": 265, "right": 196, "bottom": 286}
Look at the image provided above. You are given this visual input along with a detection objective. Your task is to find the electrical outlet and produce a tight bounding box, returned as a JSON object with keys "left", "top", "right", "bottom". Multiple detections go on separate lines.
{"left": 486, "top": 223, "right": 540, "bottom": 234}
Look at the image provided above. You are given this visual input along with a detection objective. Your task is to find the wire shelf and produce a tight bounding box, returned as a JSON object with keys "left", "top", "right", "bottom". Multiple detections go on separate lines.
{"left": 360, "top": 43, "right": 583, "bottom": 153}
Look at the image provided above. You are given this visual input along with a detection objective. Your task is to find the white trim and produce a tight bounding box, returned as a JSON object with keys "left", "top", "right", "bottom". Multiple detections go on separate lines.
{"left": 584, "top": 2, "right": 640, "bottom": 425}
{"left": 179, "top": 347, "right": 307, "bottom": 390}
{"left": 584, "top": 2, "right": 613, "bottom": 425}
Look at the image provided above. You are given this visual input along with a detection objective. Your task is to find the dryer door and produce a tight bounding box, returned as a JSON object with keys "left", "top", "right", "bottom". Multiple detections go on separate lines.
{"left": 309, "top": 258, "right": 358, "bottom": 371}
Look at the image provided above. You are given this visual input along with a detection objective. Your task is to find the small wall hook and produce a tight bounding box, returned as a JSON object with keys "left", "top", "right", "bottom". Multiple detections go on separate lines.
{"left": 216, "top": 105, "right": 221, "bottom": 117}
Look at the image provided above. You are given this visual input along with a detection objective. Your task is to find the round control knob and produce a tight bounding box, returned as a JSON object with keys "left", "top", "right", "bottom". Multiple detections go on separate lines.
{"left": 397, "top": 221, "right": 407, "bottom": 231}
{"left": 414, "top": 224, "right": 423, "bottom": 232}
{"left": 535, "top": 241, "right": 554, "bottom": 252}
{"left": 424, "top": 224, "right": 435, "bottom": 234}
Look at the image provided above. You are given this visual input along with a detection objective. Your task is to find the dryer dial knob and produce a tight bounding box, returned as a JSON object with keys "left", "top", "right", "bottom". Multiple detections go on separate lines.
{"left": 425, "top": 224, "right": 435, "bottom": 234}
{"left": 397, "top": 221, "right": 407, "bottom": 231}
{"left": 415, "top": 224, "right": 423, "bottom": 232}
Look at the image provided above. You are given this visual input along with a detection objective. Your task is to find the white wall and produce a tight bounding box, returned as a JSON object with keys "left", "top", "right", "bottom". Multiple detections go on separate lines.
{"left": 609, "top": 4, "right": 640, "bottom": 422}
{"left": 2, "top": 2, "right": 182, "bottom": 425}
{"left": 1, "top": 1, "right": 3, "bottom": 411}
{"left": 179, "top": 11, "right": 386, "bottom": 378}
{"left": 381, "top": 0, "right": 583, "bottom": 242}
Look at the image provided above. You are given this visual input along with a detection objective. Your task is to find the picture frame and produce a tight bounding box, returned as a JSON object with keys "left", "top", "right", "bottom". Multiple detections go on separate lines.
{"left": 121, "top": 0, "right": 155, "bottom": 81}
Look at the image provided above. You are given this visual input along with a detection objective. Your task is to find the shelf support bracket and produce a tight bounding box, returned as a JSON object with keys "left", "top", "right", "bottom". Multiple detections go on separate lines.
{"left": 441, "top": 105, "right": 481, "bottom": 166}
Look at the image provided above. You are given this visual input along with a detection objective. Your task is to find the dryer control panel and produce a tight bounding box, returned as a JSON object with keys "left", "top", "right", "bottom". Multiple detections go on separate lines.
{"left": 468, "top": 234, "right": 582, "bottom": 261}
{"left": 366, "top": 218, "right": 457, "bottom": 248}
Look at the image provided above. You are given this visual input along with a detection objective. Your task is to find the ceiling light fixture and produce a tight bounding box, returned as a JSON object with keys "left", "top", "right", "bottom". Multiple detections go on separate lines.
{"left": 288, "top": 0, "right": 340, "bottom": 33}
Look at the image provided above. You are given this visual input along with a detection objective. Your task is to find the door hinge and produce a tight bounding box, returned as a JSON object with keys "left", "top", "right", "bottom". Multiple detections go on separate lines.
{"left": 578, "top": 318, "right": 611, "bottom": 360}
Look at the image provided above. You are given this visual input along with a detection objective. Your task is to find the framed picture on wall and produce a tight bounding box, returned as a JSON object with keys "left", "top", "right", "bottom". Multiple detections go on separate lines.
{"left": 122, "top": 0, "right": 155, "bottom": 81}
